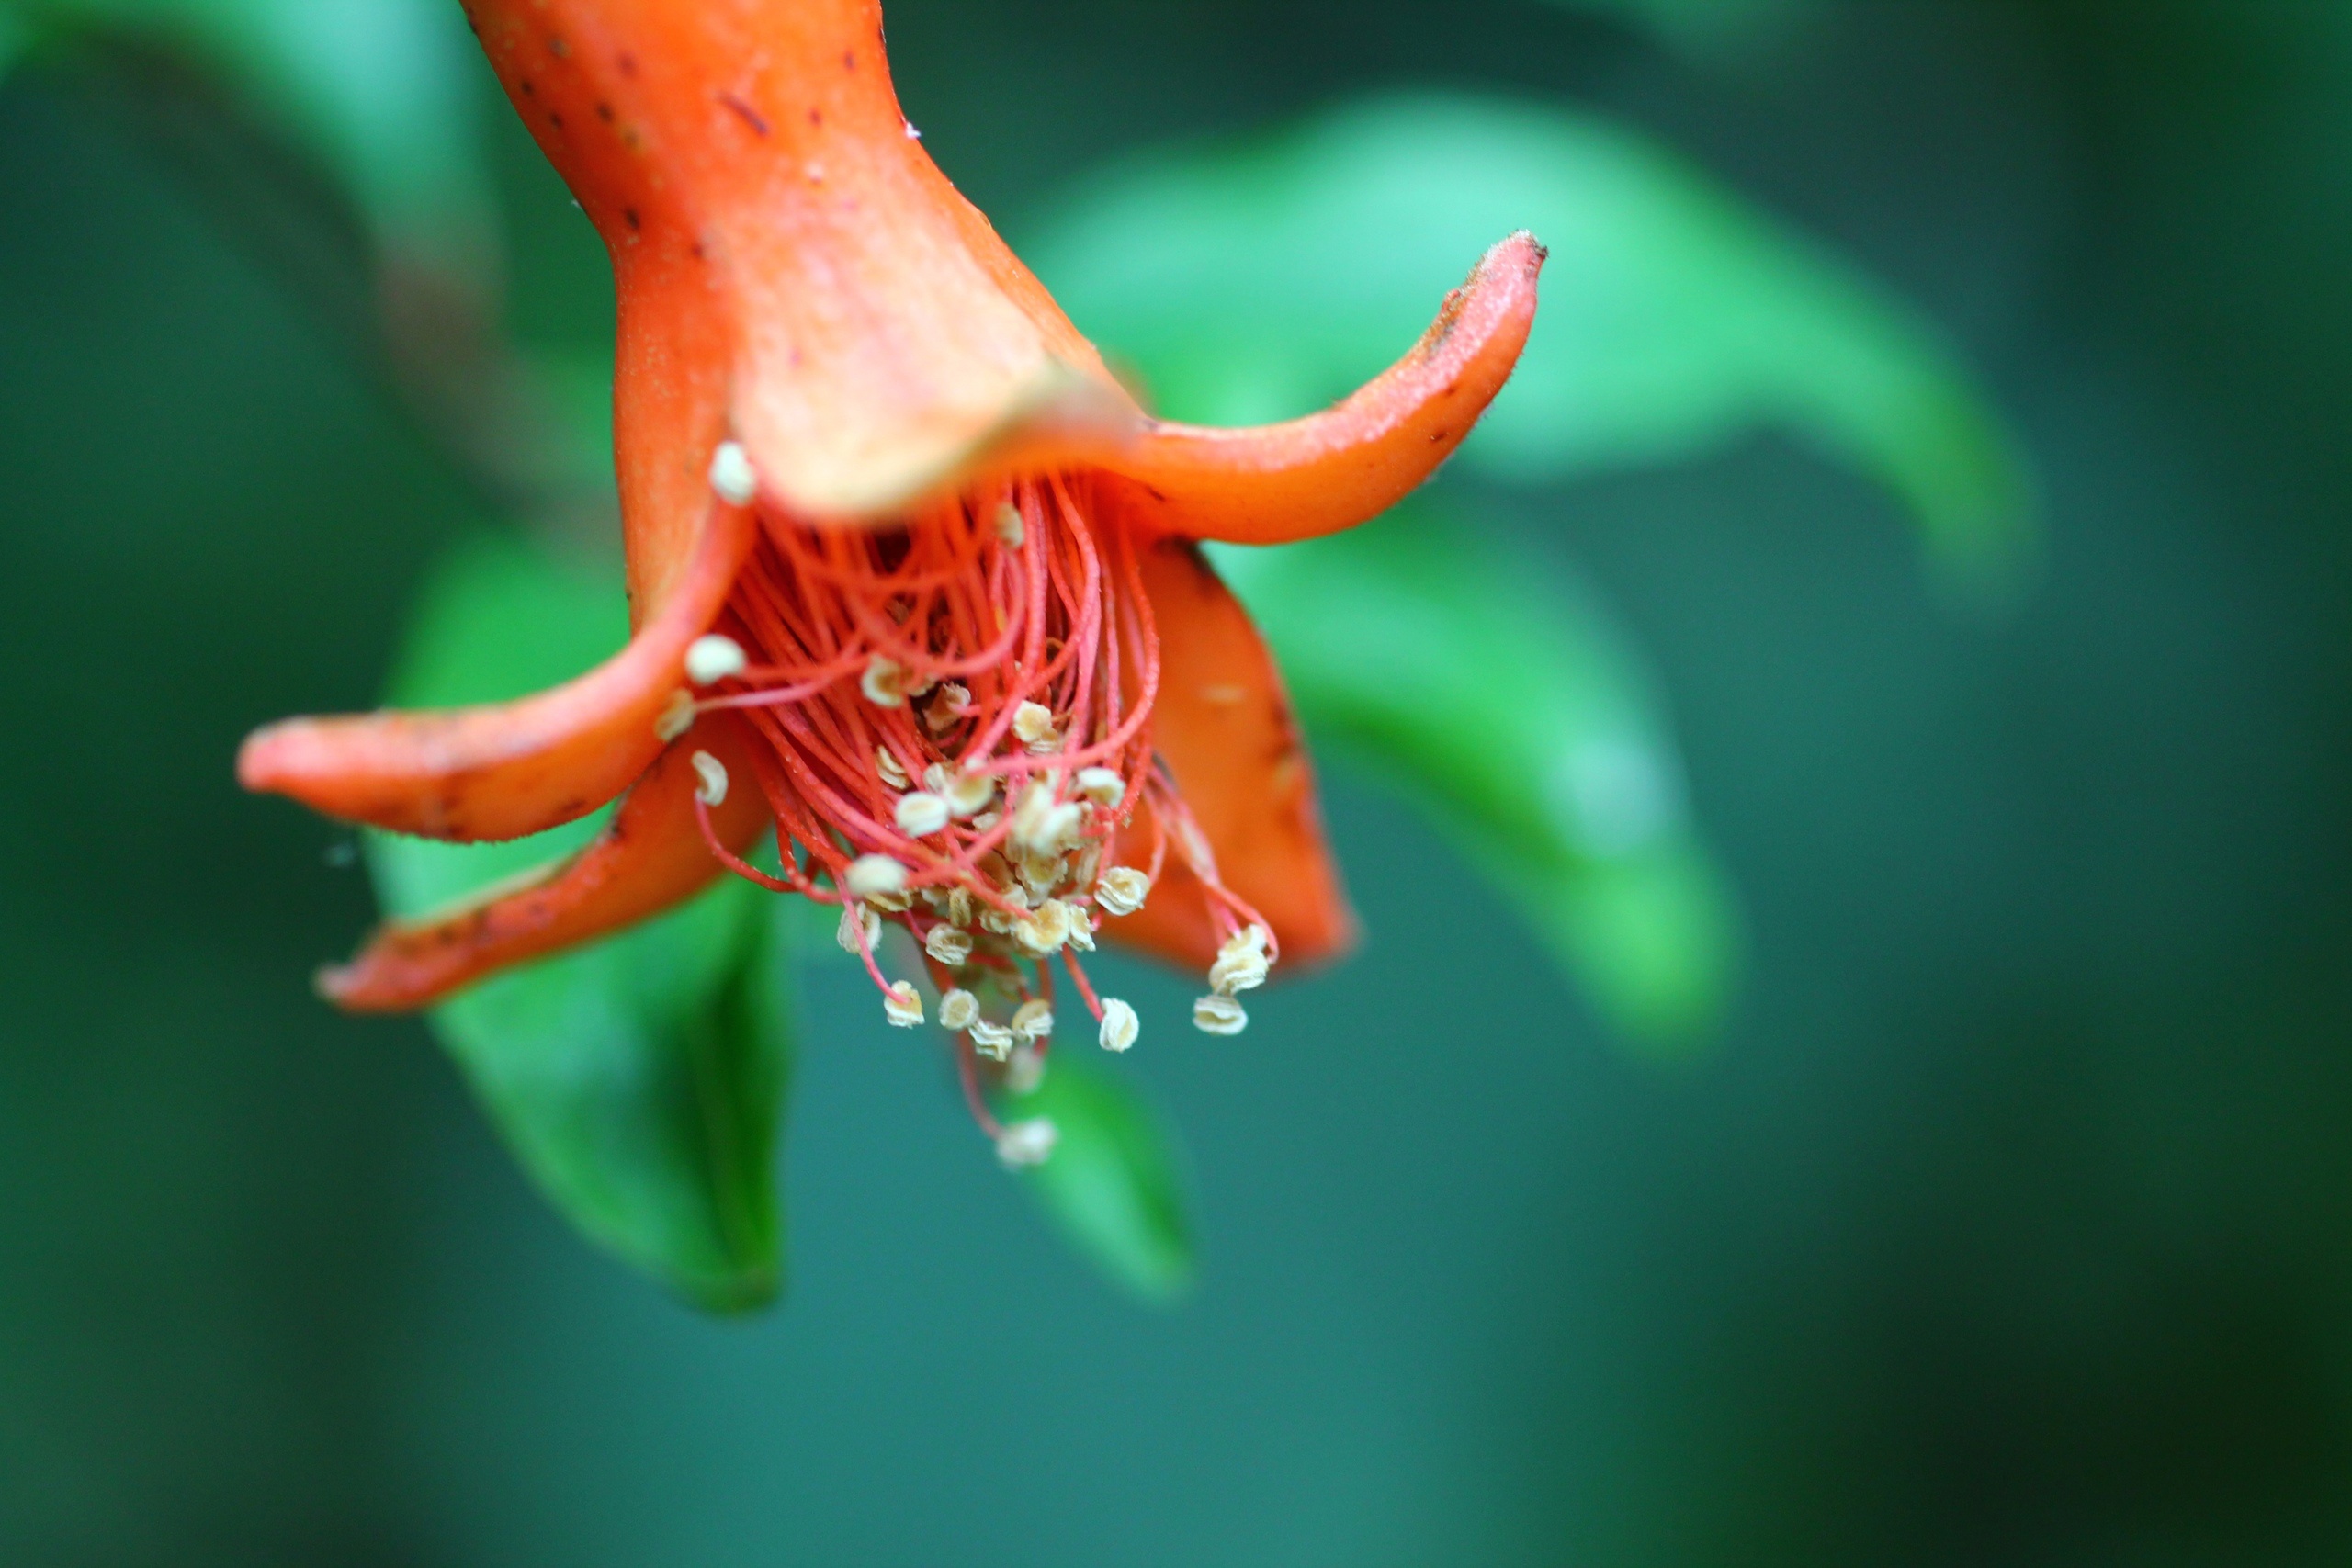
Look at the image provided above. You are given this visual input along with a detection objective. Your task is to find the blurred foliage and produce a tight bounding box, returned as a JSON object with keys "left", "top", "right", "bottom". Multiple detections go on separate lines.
{"left": 0, "top": 0, "right": 493, "bottom": 278}
{"left": 1542, "top": 0, "right": 1821, "bottom": 64}
{"left": 1032, "top": 92, "right": 2034, "bottom": 588}
{"left": 367, "top": 536, "right": 792, "bottom": 1311}
{"left": 0, "top": 10, "right": 30, "bottom": 73}
{"left": 1212, "top": 501, "right": 1736, "bottom": 1043}
{"left": 1014, "top": 1055, "right": 1199, "bottom": 1302}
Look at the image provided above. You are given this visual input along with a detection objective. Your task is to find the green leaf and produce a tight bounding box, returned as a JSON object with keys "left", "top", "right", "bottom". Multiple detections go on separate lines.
{"left": 8, "top": 0, "right": 497, "bottom": 277}
{"left": 0, "top": 11, "right": 37, "bottom": 80}
{"left": 1029, "top": 91, "right": 2034, "bottom": 589}
{"left": 1015, "top": 1056, "right": 1197, "bottom": 1303}
{"left": 1540, "top": 0, "right": 1823, "bottom": 65}
{"left": 365, "top": 534, "right": 791, "bottom": 1312}
{"left": 1211, "top": 502, "right": 1739, "bottom": 1046}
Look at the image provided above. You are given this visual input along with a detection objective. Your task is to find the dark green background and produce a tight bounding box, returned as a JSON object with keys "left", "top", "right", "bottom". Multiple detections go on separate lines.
{"left": 6, "top": 1, "right": 2352, "bottom": 1561}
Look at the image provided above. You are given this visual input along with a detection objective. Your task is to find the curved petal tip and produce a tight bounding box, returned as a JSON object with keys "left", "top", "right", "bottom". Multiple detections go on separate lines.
{"left": 316, "top": 716, "right": 768, "bottom": 1010}
{"left": 1100, "top": 230, "right": 1545, "bottom": 546}
{"left": 236, "top": 501, "right": 754, "bottom": 842}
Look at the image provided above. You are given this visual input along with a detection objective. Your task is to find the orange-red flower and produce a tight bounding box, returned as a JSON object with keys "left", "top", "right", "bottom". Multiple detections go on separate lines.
{"left": 239, "top": 0, "right": 1539, "bottom": 1089}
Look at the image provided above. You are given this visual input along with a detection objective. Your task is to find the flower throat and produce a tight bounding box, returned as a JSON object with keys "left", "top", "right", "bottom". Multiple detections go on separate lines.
{"left": 681, "top": 449, "right": 1280, "bottom": 1154}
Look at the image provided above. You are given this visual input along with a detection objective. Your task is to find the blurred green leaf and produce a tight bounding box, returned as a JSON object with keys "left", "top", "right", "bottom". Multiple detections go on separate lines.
{"left": 365, "top": 535, "right": 792, "bottom": 1312}
{"left": 5, "top": 0, "right": 496, "bottom": 277}
{"left": 1212, "top": 502, "right": 1739, "bottom": 1044}
{"left": 1543, "top": 0, "right": 1823, "bottom": 64}
{"left": 1030, "top": 92, "right": 2034, "bottom": 588}
{"left": 0, "top": 10, "right": 35, "bottom": 78}
{"left": 1015, "top": 1056, "right": 1197, "bottom": 1303}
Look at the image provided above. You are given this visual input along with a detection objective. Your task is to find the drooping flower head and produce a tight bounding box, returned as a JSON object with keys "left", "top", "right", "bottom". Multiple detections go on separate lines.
{"left": 240, "top": 0, "right": 1540, "bottom": 1155}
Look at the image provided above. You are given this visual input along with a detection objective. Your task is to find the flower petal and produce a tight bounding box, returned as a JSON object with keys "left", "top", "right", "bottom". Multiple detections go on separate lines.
{"left": 237, "top": 495, "right": 755, "bottom": 841}
{"left": 321, "top": 716, "right": 768, "bottom": 1011}
{"left": 1103, "top": 534, "right": 1356, "bottom": 972}
{"left": 1100, "top": 231, "right": 1544, "bottom": 544}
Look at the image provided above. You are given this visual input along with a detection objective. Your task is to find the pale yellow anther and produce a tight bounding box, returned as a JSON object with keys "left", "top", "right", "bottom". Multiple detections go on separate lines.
{"left": 862, "top": 655, "right": 909, "bottom": 707}
{"left": 882, "top": 981, "right": 923, "bottom": 1029}
{"left": 1009, "top": 783, "right": 1051, "bottom": 844}
{"left": 1210, "top": 952, "right": 1269, "bottom": 996}
{"left": 1098, "top": 998, "right": 1139, "bottom": 1054}
{"left": 923, "top": 682, "right": 973, "bottom": 735}
{"left": 1193, "top": 994, "right": 1250, "bottom": 1035}
{"left": 1011, "top": 783, "right": 1083, "bottom": 856}
{"left": 708, "top": 440, "right": 758, "bottom": 505}
{"left": 1094, "top": 866, "right": 1151, "bottom": 918}
{"left": 1017, "top": 849, "right": 1066, "bottom": 898}
{"left": 654, "top": 687, "right": 696, "bottom": 742}
{"left": 993, "top": 501, "right": 1025, "bottom": 549}
{"left": 969, "top": 810, "right": 1003, "bottom": 833}
{"left": 1011, "top": 998, "right": 1055, "bottom": 1041}
{"left": 1065, "top": 907, "right": 1098, "bottom": 953}
{"left": 1035, "top": 804, "right": 1086, "bottom": 851}
{"left": 844, "top": 854, "right": 909, "bottom": 899}
{"left": 969, "top": 1020, "right": 1016, "bottom": 1061}
{"left": 875, "top": 746, "right": 910, "bottom": 791}
{"left": 1005, "top": 1043, "right": 1046, "bottom": 1097}
{"left": 1072, "top": 840, "right": 1104, "bottom": 891}
{"left": 836, "top": 903, "right": 881, "bottom": 955}
{"left": 685, "top": 634, "right": 747, "bottom": 685}
{"left": 1012, "top": 900, "right": 1070, "bottom": 956}
{"left": 939, "top": 988, "right": 980, "bottom": 1031}
{"left": 896, "top": 791, "right": 951, "bottom": 837}
{"left": 1209, "top": 923, "right": 1273, "bottom": 995}
{"left": 689, "top": 750, "right": 729, "bottom": 807}
{"left": 994, "top": 1117, "right": 1057, "bottom": 1168}
{"left": 1075, "top": 766, "right": 1126, "bottom": 809}
{"left": 923, "top": 923, "right": 974, "bottom": 966}
{"left": 978, "top": 886, "right": 1029, "bottom": 936}
{"left": 1012, "top": 701, "right": 1061, "bottom": 751}
{"left": 944, "top": 887, "right": 976, "bottom": 929}
{"left": 865, "top": 889, "right": 914, "bottom": 913}
{"left": 946, "top": 766, "right": 998, "bottom": 816}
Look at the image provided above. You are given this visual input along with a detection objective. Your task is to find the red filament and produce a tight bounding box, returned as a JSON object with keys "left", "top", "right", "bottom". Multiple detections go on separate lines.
{"left": 688, "top": 468, "right": 1273, "bottom": 1143}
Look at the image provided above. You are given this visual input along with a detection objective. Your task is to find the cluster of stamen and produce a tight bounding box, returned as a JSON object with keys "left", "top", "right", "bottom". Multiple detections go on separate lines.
{"left": 682, "top": 443, "right": 1276, "bottom": 1168}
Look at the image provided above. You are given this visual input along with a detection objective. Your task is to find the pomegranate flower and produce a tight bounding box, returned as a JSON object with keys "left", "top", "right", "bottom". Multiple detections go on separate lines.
{"left": 239, "top": 0, "right": 1540, "bottom": 1155}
